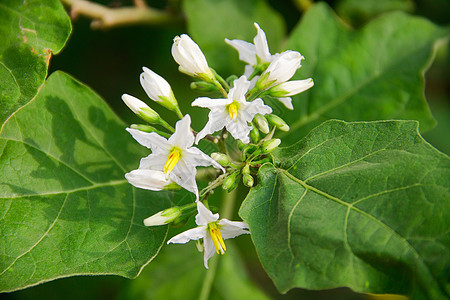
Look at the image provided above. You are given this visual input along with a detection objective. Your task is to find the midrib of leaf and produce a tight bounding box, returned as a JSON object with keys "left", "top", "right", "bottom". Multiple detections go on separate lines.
{"left": 287, "top": 23, "right": 441, "bottom": 134}
{"left": 278, "top": 167, "right": 441, "bottom": 295}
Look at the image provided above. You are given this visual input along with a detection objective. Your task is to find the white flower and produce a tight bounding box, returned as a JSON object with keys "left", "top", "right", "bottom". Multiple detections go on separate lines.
{"left": 256, "top": 51, "right": 304, "bottom": 90}
{"left": 167, "top": 201, "right": 249, "bottom": 268}
{"left": 225, "top": 22, "right": 272, "bottom": 67}
{"left": 172, "top": 34, "right": 214, "bottom": 81}
{"left": 140, "top": 67, "right": 179, "bottom": 111}
{"left": 192, "top": 76, "right": 272, "bottom": 144}
{"left": 126, "top": 115, "right": 224, "bottom": 199}
{"left": 122, "top": 94, "right": 161, "bottom": 123}
{"left": 268, "top": 79, "right": 314, "bottom": 110}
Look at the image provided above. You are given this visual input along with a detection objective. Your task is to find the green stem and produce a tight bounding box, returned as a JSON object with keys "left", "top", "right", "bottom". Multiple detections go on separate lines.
{"left": 174, "top": 106, "right": 184, "bottom": 120}
{"left": 159, "top": 119, "right": 175, "bottom": 132}
{"left": 198, "top": 188, "right": 237, "bottom": 300}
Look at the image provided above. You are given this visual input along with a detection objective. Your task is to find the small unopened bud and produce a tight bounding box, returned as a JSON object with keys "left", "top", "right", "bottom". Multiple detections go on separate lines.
{"left": 211, "top": 152, "right": 230, "bottom": 167}
{"left": 130, "top": 124, "right": 158, "bottom": 133}
{"left": 122, "top": 94, "right": 161, "bottom": 124}
{"left": 143, "top": 207, "right": 182, "bottom": 226}
{"left": 242, "top": 164, "right": 250, "bottom": 175}
{"left": 140, "top": 67, "right": 180, "bottom": 112}
{"left": 253, "top": 114, "right": 270, "bottom": 134}
{"left": 266, "top": 114, "right": 290, "bottom": 132}
{"left": 261, "top": 138, "right": 281, "bottom": 153}
{"left": 250, "top": 127, "right": 260, "bottom": 143}
{"left": 223, "top": 172, "right": 240, "bottom": 192}
{"left": 190, "top": 81, "right": 218, "bottom": 92}
{"left": 243, "top": 174, "right": 254, "bottom": 188}
{"left": 237, "top": 140, "right": 246, "bottom": 150}
{"left": 226, "top": 75, "right": 238, "bottom": 87}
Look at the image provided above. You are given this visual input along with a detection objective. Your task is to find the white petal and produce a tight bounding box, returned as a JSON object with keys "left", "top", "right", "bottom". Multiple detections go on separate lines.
{"left": 225, "top": 116, "right": 252, "bottom": 144}
{"left": 139, "top": 152, "right": 168, "bottom": 170}
{"left": 167, "top": 226, "right": 206, "bottom": 244}
{"left": 168, "top": 115, "right": 195, "bottom": 149}
{"left": 195, "top": 110, "right": 228, "bottom": 144}
{"left": 122, "top": 94, "right": 149, "bottom": 115}
{"left": 277, "top": 97, "right": 294, "bottom": 110}
{"left": 242, "top": 98, "right": 272, "bottom": 119}
{"left": 225, "top": 38, "right": 257, "bottom": 66}
{"left": 126, "top": 128, "right": 171, "bottom": 151}
{"left": 125, "top": 169, "right": 171, "bottom": 191}
{"left": 192, "top": 97, "right": 231, "bottom": 109}
{"left": 172, "top": 34, "right": 210, "bottom": 76}
{"left": 170, "top": 158, "right": 199, "bottom": 199}
{"left": 195, "top": 201, "right": 220, "bottom": 226}
{"left": 203, "top": 235, "right": 217, "bottom": 269}
{"left": 253, "top": 23, "right": 271, "bottom": 63}
{"left": 228, "top": 76, "right": 251, "bottom": 102}
{"left": 218, "top": 219, "right": 250, "bottom": 239}
{"left": 183, "top": 147, "right": 225, "bottom": 172}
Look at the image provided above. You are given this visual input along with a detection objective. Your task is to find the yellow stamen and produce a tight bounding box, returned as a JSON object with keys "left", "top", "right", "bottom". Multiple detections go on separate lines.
{"left": 163, "top": 148, "right": 181, "bottom": 174}
{"left": 208, "top": 222, "right": 226, "bottom": 254}
{"left": 227, "top": 102, "right": 238, "bottom": 120}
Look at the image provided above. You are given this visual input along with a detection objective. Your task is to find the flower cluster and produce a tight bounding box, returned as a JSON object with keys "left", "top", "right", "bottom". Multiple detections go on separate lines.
{"left": 122, "top": 23, "right": 313, "bottom": 267}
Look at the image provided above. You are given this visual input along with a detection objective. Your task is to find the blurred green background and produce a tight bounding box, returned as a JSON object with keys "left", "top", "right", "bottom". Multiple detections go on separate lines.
{"left": 4, "top": 0, "right": 449, "bottom": 299}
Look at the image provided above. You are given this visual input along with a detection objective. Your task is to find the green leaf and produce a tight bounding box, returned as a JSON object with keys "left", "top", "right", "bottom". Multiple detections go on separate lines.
{"left": 281, "top": 3, "right": 449, "bottom": 143}
{"left": 0, "top": 71, "right": 173, "bottom": 292}
{"left": 0, "top": 0, "right": 71, "bottom": 126}
{"left": 336, "top": 0, "right": 414, "bottom": 26}
{"left": 240, "top": 120, "right": 450, "bottom": 299}
{"left": 184, "top": 0, "right": 285, "bottom": 75}
{"left": 121, "top": 242, "right": 271, "bottom": 300}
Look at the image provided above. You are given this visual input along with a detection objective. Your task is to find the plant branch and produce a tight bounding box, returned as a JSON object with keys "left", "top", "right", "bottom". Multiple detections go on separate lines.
{"left": 60, "top": 0, "right": 183, "bottom": 30}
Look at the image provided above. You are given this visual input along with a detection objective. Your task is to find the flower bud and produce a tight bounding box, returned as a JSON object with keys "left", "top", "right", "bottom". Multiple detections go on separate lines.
{"left": 265, "top": 114, "right": 290, "bottom": 132}
{"left": 269, "top": 78, "right": 314, "bottom": 97}
{"left": 253, "top": 113, "right": 270, "bottom": 134}
{"left": 130, "top": 124, "right": 158, "bottom": 133}
{"left": 242, "top": 164, "right": 250, "bottom": 175}
{"left": 122, "top": 94, "right": 161, "bottom": 124}
{"left": 211, "top": 152, "right": 230, "bottom": 167}
{"left": 190, "top": 81, "right": 218, "bottom": 92}
{"left": 250, "top": 127, "right": 260, "bottom": 143}
{"left": 256, "top": 51, "right": 304, "bottom": 89}
{"left": 226, "top": 75, "right": 239, "bottom": 87}
{"left": 143, "top": 207, "right": 182, "bottom": 226}
{"left": 222, "top": 172, "right": 240, "bottom": 192}
{"left": 172, "top": 34, "right": 215, "bottom": 82}
{"left": 140, "top": 67, "right": 180, "bottom": 112}
{"left": 261, "top": 138, "right": 281, "bottom": 153}
{"left": 243, "top": 174, "right": 254, "bottom": 188}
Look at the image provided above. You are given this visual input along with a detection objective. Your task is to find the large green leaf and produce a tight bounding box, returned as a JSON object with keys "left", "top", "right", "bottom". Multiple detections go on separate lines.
{"left": 121, "top": 242, "right": 271, "bottom": 300}
{"left": 184, "top": 0, "right": 285, "bottom": 75}
{"left": 280, "top": 3, "right": 449, "bottom": 143}
{"left": 0, "top": 71, "right": 172, "bottom": 292}
{"left": 240, "top": 120, "right": 449, "bottom": 299}
{"left": 0, "top": 0, "right": 71, "bottom": 126}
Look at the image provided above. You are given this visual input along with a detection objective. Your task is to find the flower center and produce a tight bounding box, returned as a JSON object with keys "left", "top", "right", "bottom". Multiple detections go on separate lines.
{"left": 163, "top": 147, "right": 181, "bottom": 174}
{"left": 227, "top": 102, "right": 239, "bottom": 120}
{"left": 208, "top": 222, "right": 226, "bottom": 254}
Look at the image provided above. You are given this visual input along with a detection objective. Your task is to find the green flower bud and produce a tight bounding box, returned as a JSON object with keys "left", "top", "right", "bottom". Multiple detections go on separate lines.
{"left": 190, "top": 81, "right": 218, "bottom": 92}
{"left": 226, "top": 75, "right": 238, "bottom": 87}
{"left": 243, "top": 174, "right": 254, "bottom": 188}
{"left": 130, "top": 124, "right": 158, "bottom": 133}
{"left": 211, "top": 152, "right": 230, "bottom": 167}
{"left": 253, "top": 114, "right": 270, "bottom": 134}
{"left": 266, "top": 114, "right": 290, "bottom": 131}
{"left": 261, "top": 138, "right": 281, "bottom": 153}
{"left": 122, "top": 94, "right": 162, "bottom": 124}
{"left": 242, "top": 164, "right": 250, "bottom": 175}
{"left": 250, "top": 127, "right": 260, "bottom": 143}
{"left": 223, "top": 172, "right": 240, "bottom": 192}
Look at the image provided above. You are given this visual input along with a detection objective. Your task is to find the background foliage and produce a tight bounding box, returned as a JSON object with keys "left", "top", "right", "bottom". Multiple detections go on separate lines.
{"left": 1, "top": 0, "right": 449, "bottom": 299}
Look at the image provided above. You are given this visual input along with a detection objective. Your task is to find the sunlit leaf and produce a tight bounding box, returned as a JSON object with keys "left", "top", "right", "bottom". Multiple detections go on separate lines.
{"left": 240, "top": 120, "right": 450, "bottom": 299}
{"left": 0, "top": 72, "right": 174, "bottom": 292}
{"left": 279, "top": 3, "right": 449, "bottom": 143}
{"left": 0, "top": 0, "right": 71, "bottom": 125}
